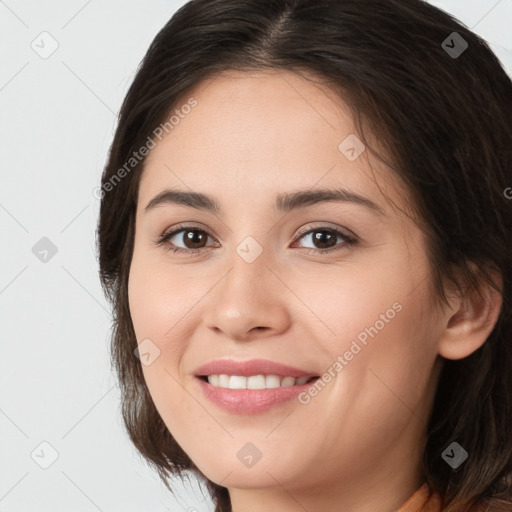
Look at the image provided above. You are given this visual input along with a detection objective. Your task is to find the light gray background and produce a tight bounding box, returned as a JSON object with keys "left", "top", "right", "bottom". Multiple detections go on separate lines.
{"left": 0, "top": 1, "right": 510, "bottom": 511}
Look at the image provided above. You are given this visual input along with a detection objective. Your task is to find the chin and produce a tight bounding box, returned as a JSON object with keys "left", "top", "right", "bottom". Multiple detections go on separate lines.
{"left": 206, "top": 464, "right": 291, "bottom": 490}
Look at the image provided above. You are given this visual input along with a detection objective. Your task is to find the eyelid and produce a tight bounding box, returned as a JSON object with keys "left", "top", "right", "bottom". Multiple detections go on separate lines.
{"left": 157, "top": 222, "right": 218, "bottom": 247}
{"left": 156, "top": 222, "right": 358, "bottom": 254}
{"left": 293, "top": 222, "right": 356, "bottom": 241}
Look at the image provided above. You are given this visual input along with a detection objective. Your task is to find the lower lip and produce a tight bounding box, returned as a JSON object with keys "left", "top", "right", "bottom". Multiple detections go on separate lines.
{"left": 196, "top": 377, "right": 318, "bottom": 414}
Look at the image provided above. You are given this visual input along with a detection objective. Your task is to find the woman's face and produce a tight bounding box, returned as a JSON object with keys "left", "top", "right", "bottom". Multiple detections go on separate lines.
{"left": 128, "top": 70, "right": 445, "bottom": 506}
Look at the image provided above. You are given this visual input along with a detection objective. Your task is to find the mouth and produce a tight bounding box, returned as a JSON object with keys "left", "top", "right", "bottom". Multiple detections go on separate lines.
{"left": 194, "top": 357, "right": 319, "bottom": 380}
{"left": 193, "top": 358, "right": 321, "bottom": 414}
{"left": 197, "top": 374, "right": 319, "bottom": 389}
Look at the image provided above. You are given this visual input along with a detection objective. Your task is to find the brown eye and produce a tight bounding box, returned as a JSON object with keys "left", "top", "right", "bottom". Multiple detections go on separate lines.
{"left": 294, "top": 227, "right": 357, "bottom": 253}
{"left": 310, "top": 230, "right": 338, "bottom": 250}
{"left": 157, "top": 226, "right": 217, "bottom": 254}
{"left": 157, "top": 224, "right": 357, "bottom": 256}
{"left": 180, "top": 229, "right": 209, "bottom": 249}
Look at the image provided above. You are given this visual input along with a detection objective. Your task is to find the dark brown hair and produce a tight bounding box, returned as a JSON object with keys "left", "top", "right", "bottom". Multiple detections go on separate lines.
{"left": 97, "top": 1, "right": 512, "bottom": 510}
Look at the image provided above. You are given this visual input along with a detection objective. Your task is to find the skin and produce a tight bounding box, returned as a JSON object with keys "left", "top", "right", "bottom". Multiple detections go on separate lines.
{"left": 127, "top": 69, "right": 502, "bottom": 512}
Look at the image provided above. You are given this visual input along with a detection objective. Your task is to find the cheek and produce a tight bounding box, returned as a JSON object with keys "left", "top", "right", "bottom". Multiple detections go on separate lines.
{"left": 128, "top": 255, "right": 200, "bottom": 433}
{"left": 295, "top": 262, "right": 404, "bottom": 353}
{"left": 128, "top": 251, "right": 194, "bottom": 343}
{"left": 304, "top": 258, "right": 438, "bottom": 404}
{"left": 127, "top": 253, "right": 193, "bottom": 407}
{"left": 340, "top": 279, "right": 439, "bottom": 422}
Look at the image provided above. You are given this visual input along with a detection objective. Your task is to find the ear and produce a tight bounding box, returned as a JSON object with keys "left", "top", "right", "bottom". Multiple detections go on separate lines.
{"left": 437, "top": 264, "right": 503, "bottom": 360}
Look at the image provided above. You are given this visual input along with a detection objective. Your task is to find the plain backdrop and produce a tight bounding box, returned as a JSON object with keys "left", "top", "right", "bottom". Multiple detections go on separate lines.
{"left": 0, "top": 1, "right": 510, "bottom": 510}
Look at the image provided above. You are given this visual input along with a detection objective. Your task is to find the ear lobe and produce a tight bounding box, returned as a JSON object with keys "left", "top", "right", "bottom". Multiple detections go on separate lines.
{"left": 437, "top": 267, "right": 503, "bottom": 361}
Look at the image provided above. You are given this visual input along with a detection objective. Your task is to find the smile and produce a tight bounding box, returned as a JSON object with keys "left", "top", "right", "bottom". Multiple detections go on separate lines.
{"left": 194, "top": 358, "right": 320, "bottom": 414}
{"left": 202, "top": 374, "right": 314, "bottom": 389}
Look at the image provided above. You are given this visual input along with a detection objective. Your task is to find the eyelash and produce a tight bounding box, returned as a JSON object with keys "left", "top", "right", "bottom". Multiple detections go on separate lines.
{"left": 155, "top": 223, "right": 358, "bottom": 256}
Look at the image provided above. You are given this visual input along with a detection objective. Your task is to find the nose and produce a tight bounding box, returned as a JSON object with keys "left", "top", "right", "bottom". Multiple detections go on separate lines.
{"left": 204, "top": 248, "right": 292, "bottom": 342}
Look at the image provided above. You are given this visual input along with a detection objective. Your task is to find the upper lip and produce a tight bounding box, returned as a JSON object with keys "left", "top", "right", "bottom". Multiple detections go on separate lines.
{"left": 194, "top": 358, "right": 319, "bottom": 378}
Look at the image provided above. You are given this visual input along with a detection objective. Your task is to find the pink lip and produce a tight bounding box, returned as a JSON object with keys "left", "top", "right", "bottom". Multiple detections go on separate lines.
{"left": 194, "top": 358, "right": 317, "bottom": 378}
{"left": 193, "top": 358, "right": 319, "bottom": 414}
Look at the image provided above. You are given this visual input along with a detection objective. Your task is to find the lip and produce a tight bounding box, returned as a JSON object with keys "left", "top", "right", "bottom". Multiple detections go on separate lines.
{"left": 194, "top": 358, "right": 319, "bottom": 415}
{"left": 194, "top": 358, "right": 317, "bottom": 378}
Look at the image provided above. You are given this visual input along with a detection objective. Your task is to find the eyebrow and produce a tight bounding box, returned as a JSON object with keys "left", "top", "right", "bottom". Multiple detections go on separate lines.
{"left": 144, "top": 188, "right": 387, "bottom": 217}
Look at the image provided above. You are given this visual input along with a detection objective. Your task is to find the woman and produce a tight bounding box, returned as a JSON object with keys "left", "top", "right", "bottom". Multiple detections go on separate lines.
{"left": 97, "top": 0, "right": 512, "bottom": 510}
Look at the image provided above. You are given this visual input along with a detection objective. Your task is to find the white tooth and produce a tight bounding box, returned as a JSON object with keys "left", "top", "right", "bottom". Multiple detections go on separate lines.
{"left": 281, "top": 376, "right": 296, "bottom": 387}
{"left": 208, "top": 375, "right": 220, "bottom": 386}
{"left": 209, "top": 374, "right": 309, "bottom": 389}
{"left": 219, "top": 374, "right": 230, "bottom": 388}
{"left": 265, "top": 375, "right": 281, "bottom": 388}
{"left": 247, "top": 375, "right": 266, "bottom": 389}
{"left": 229, "top": 375, "right": 247, "bottom": 389}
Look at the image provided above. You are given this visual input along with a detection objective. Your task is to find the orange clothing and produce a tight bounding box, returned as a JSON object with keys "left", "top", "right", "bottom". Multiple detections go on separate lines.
{"left": 397, "top": 483, "right": 496, "bottom": 512}
{"left": 397, "top": 483, "right": 444, "bottom": 511}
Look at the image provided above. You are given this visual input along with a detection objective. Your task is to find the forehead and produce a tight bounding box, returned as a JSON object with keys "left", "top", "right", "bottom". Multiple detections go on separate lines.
{"left": 139, "top": 69, "right": 408, "bottom": 218}
{"left": 145, "top": 68, "right": 355, "bottom": 165}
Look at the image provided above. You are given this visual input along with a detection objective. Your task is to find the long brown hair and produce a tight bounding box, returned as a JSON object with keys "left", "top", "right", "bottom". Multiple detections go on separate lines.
{"left": 97, "top": 1, "right": 512, "bottom": 510}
